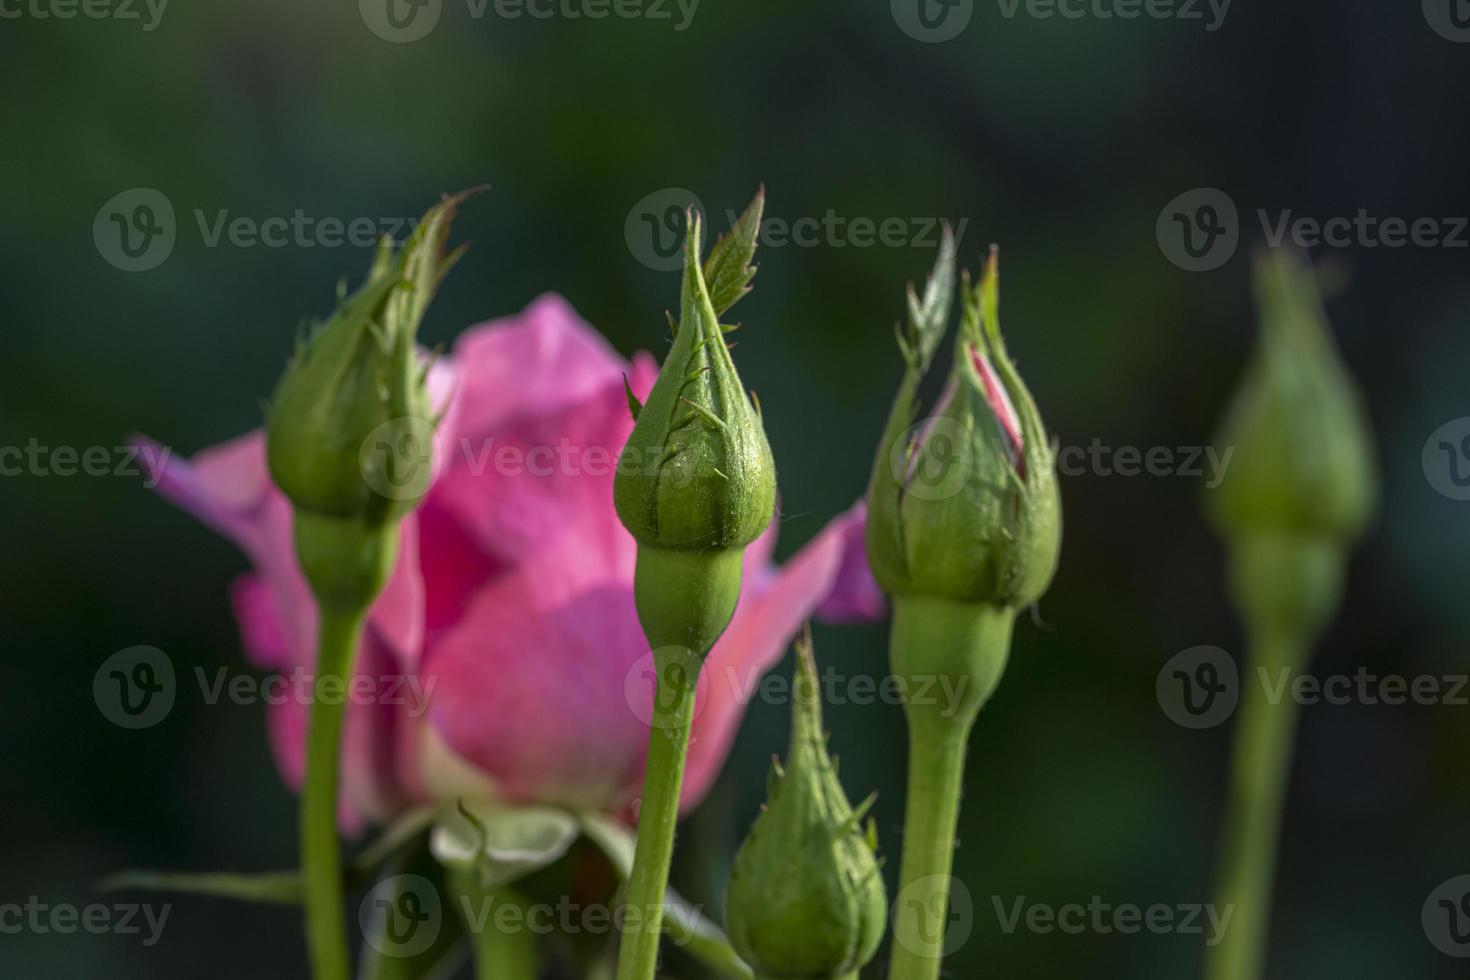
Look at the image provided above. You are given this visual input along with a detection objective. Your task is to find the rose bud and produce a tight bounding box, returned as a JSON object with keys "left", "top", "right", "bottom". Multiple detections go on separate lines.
{"left": 612, "top": 193, "right": 783, "bottom": 979}
{"left": 266, "top": 193, "right": 468, "bottom": 610}
{"left": 260, "top": 192, "right": 475, "bottom": 979}
{"left": 1199, "top": 255, "right": 1379, "bottom": 980}
{"left": 725, "top": 631, "right": 886, "bottom": 980}
{"left": 614, "top": 197, "right": 777, "bottom": 654}
{"left": 1205, "top": 249, "right": 1377, "bottom": 640}
{"left": 865, "top": 241, "right": 1061, "bottom": 979}
{"left": 866, "top": 243, "right": 1061, "bottom": 612}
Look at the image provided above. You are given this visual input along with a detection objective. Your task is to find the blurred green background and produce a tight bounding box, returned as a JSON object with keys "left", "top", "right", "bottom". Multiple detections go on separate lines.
{"left": 4, "top": 0, "right": 1470, "bottom": 976}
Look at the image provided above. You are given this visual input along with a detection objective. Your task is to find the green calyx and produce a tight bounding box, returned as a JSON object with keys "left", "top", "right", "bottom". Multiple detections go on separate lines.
{"left": 889, "top": 595, "right": 1014, "bottom": 733}
{"left": 632, "top": 545, "right": 744, "bottom": 654}
{"left": 866, "top": 240, "right": 1061, "bottom": 610}
{"left": 1223, "top": 531, "right": 1347, "bottom": 646}
{"left": 266, "top": 192, "right": 473, "bottom": 530}
{"left": 725, "top": 633, "right": 887, "bottom": 980}
{"left": 614, "top": 193, "right": 777, "bottom": 553}
{"left": 1205, "top": 249, "right": 1377, "bottom": 547}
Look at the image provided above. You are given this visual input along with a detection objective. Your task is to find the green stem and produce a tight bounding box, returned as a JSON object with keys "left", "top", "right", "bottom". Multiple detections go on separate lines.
{"left": 301, "top": 605, "right": 366, "bottom": 980}
{"left": 449, "top": 870, "right": 539, "bottom": 980}
{"left": 472, "top": 919, "right": 536, "bottom": 980}
{"left": 890, "top": 722, "right": 969, "bottom": 978}
{"left": 616, "top": 645, "right": 701, "bottom": 980}
{"left": 1203, "top": 629, "right": 1303, "bottom": 980}
{"left": 1204, "top": 531, "right": 1342, "bottom": 980}
{"left": 886, "top": 597, "right": 1012, "bottom": 980}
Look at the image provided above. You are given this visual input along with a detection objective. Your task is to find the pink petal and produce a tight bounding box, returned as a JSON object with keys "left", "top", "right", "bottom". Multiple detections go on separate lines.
{"left": 427, "top": 354, "right": 657, "bottom": 577}
{"left": 136, "top": 432, "right": 274, "bottom": 547}
{"left": 230, "top": 574, "right": 291, "bottom": 672}
{"left": 814, "top": 502, "right": 886, "bottom": 623}
{"left": 415, "top": 500, "right": 509, "bottom": 644}
{"left": 371, "top": 515, "right": 426, "bottom": 667}
{"left": 423, "top": 544, "right": 652, "bottom": 810}
{"left": 448, "top": 294, "right": 632, "bottom": 446}
{"left": 968, "top": 344, "right": 1023, "bottom": 460}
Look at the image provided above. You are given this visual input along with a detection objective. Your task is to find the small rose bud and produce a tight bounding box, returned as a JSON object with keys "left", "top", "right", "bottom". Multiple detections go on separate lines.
{"left": 866, "top": 242, "right": 1061, "bottom": 611}
{"left": 615, "top": 202, "right": 774, "bottom": 552}
{"left": 725, "top": 633, "right": 886, "bottom": 980}
{"left": 614, "top": 195, "right": 777, "bottom": 652}
{"left": 267, "top": 196, "right": 466, "bottom": 524}
{"left": 1205, "top": 249, "right": 1377, "bottom": 639}
{"left": 266, "top": 192, "right": 471, "bottom": 609}
{"left": 1206, "top": 249, "right": 1377, "bottom": 545}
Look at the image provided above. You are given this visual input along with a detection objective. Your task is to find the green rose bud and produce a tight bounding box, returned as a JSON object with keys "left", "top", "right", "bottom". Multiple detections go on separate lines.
{"left": 1206, "top": 249, "right": 1377, "bottom": 544}
{"left": 266, "top": 192, "right": 471, "bottom": 610}
{"left": 725, "top": 633, "right": 887, "bottom": 980}
{"left": 866, "top": 241, "right": 1061, "bottom": 610}
{"left": 614, "top": 194, "right": 777, "bottom": 652}
{"left": 1205, "top": 249, "right": 1377, "bottom": 639}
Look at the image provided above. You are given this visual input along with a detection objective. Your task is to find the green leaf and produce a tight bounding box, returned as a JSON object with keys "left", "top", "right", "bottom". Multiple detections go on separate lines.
{"left": 576, "top": 813, "right": 754, "bottom": 980}
{"left": 866, "top": 228, "right": 961, "bottom": 592}
{"left": 98, "top": 870, "right": 304, "bottom": 905}
{"left": 388, "top": 187, "right": 487, "bottom": 342}
{"left": 702, "top": 188, "right": 764, "bottom": 318}
{"left": 904, "top": 222, "right": 957, "bottom": 373}
{"left": 103, "top": 805, "right": 442, "bottom": 908}
{"left": 623, "top": 373, "right": 643, "bottom": 422}
{"left": 429, "top": 800, "right": 579, "bottom": 889}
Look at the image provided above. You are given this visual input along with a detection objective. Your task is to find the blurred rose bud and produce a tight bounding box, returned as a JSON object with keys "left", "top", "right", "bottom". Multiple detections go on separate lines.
{"left": 265, "top": 194, "right": 470, "bottom": 609}
{"left": 267, "top": 196, "right": 467, "bottom": 527}
{"left": 1205, "top": 249, "right": 1377, "bottom": 639}
{"left": 1206, "top": 249, "right": 1377, "bottom": 545}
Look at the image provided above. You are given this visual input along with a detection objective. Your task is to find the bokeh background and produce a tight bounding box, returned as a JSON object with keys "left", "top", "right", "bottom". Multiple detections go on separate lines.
{"left": 4, "top": 0, "right": 1470, "bottom": 976}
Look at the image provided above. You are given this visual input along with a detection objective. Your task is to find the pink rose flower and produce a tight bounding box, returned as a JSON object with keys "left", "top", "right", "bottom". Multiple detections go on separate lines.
{"left": 140, "top": 295, "right": 879, "bottom": 832}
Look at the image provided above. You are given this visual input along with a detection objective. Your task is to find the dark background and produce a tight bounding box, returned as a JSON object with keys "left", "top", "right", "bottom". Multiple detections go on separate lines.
{"left": 3, "top": 0, "right": 1470, "bottom": 976}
